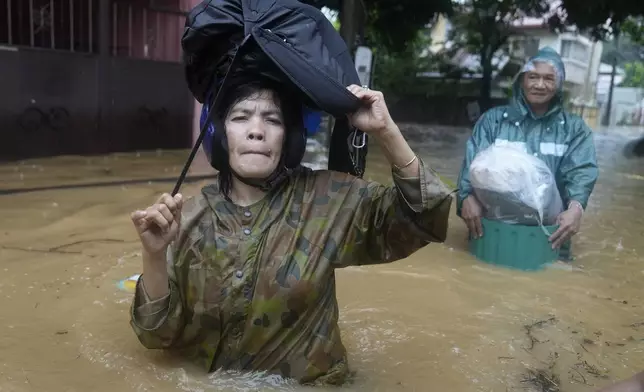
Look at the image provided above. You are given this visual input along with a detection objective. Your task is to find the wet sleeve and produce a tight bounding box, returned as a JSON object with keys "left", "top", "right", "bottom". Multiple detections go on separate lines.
{"left": 129, "top": 245, "right": 186, "bottom": 349}
{"left": 329, "top": 157, "right": 454, "bottom": 268}
{"left": 456, "top": 111, "right": 495, "bottom": 216}
{"left": 558, "top": 122, "right": 598, "bottom": 209}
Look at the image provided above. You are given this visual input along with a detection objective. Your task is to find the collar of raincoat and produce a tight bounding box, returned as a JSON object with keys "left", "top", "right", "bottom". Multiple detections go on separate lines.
{"left": 506, "top": 46, "right": 566, "bottom": 123}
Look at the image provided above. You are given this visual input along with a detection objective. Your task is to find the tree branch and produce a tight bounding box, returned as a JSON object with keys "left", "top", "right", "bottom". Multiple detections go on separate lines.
{"left": 491, "top": 31, "right": 510, "bottom": 54}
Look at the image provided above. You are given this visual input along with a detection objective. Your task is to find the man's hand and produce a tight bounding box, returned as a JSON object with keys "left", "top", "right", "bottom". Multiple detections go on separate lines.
{"left": 462, "top": 195, "right": 484, "bottom": 238}
{"left": 549, "top": 203, "right": 583, "bottom": 249}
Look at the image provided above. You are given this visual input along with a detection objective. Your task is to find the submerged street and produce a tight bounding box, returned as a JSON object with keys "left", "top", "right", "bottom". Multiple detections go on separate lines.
{"left": 1, "top": 124, "right": 643, "bottom": 392}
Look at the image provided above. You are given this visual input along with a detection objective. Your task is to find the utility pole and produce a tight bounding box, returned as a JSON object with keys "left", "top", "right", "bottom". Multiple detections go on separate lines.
{"left": 339, "top": 0, "right": 362, "bottom": 55}
{"left": 582, "top": 41, "right": 597, "bottom": 102}
{"left": 602, "top": 29, "right": 620, "bottom": 127}
{"left": 326, "top": 0, "right": 365, "bottom": 149}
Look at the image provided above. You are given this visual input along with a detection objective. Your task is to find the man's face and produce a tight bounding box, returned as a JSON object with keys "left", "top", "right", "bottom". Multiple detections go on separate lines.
{"left": 522, "top": 61, "right": 558, "bottom": 106}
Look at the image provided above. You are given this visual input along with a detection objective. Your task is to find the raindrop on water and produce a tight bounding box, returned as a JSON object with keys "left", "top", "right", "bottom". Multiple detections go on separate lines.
{"left": 616, "top": 239, "right": 624, "bottom": 251}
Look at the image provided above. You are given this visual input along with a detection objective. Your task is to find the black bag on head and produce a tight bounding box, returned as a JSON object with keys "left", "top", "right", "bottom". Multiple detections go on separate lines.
{"left": 172, "top": 0, "right": 369, "bottom": 195}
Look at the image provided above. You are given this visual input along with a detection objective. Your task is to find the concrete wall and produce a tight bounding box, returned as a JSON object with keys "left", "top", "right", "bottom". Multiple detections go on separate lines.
{"left": 536, "top": 33, "right": 559, "bottom": 52}
{"left": 0, "top": 46, "right": 193, "bottom": 161}
{"left": 604, "top": 87, "right": 644, "bottom": 127}
{"left": 387, "top": 94, "right": 507, "bottom": 126}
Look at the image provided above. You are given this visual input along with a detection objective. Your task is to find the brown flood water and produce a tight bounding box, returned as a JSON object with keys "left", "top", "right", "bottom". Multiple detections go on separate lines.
{"left": 1, "top": 125, "right": 644, "bottom": 392}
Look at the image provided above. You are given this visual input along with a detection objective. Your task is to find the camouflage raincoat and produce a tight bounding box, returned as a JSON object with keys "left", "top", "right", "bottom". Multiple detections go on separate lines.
{"left": 457, "top": 47, "right": 599, "bottom": 215}
{"left": 130, "top": 159, "right": 452, "bottom": 385}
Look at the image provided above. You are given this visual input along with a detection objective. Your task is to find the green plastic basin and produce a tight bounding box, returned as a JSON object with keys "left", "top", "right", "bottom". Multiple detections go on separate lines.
{"left": 469, "top": 218, "right": 560, "bottom": 271}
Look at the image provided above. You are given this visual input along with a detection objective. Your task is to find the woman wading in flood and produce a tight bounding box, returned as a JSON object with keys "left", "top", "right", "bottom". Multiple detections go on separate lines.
{"left": 128, "top": 76, "right": 453, "bottom": 385}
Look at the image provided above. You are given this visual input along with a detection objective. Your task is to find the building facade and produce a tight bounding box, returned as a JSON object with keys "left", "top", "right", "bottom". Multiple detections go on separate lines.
{"left": 0, "top": 0, "right": 197, "bottom": 161}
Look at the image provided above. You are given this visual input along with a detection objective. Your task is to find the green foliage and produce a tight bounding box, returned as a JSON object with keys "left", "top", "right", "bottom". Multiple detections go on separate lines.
{"left": 450, "top": 0, "right": 548, "bottom": 56}
{"left": 448, "top": 0, "right": 549, "bottom": 104}
{"left": 623, "top": 17, "right": 644, "bottom": 45}
{"left": 364, "top": 0, "right": 452, "bottom": 53}
{"left": 300, "top": 0, "right": 452, "bottom": 53}
{"left": 620, "top": 62, "right": 644, "bottom": 87}
{"left": 505, "top": 84, "right": 514, "bottom": 98}
{"left": 549, "top": 0, "right": 644, "bottom": 40}
{"left": 370, "top": 30, "right": 434, "bottom": 98}
{"left": 332, "top": 18, "right": 340, "bottom": 31}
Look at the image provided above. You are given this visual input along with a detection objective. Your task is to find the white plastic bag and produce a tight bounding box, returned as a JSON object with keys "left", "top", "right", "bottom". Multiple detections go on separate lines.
{"left": 469, "top": 145, "right": 563, "bottom": 225}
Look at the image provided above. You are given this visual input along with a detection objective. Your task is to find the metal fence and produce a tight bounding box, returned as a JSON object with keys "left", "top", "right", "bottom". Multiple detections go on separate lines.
{"left": 0, "top": 0, "right": 187, "bottom": 62}
{"left": 1, "top": 0, "right": 96, "bottom": 52}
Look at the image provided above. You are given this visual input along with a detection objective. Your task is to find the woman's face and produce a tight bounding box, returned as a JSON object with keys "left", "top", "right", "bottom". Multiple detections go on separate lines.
{"left": 225, "top": 89, "right": 285, "bottom": 179}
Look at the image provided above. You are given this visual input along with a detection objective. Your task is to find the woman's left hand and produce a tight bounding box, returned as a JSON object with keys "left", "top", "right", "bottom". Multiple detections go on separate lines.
{"left": 346, "top": 85, "right": 395, "bottom": 137}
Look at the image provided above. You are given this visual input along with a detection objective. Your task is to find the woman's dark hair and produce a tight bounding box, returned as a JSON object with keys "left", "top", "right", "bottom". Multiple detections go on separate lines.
{"left": 212, "top": 75, "right": 306, "bottom": 197}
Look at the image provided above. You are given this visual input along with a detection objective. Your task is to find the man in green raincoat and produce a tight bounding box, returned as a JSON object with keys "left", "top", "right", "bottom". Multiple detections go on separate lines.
{"left": 456, "top": 47, "right": 598, "bottom": 260}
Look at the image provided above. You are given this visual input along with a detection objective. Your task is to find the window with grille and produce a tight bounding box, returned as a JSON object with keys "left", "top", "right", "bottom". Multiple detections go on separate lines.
{"left": 0, "top": 0, "right": 98, "bottom": 53}
{"left": 0, "top": 0, "right": 188, "bottom": 62}
{"left": 560, "top": 39, "right": 589, "bottom": 63}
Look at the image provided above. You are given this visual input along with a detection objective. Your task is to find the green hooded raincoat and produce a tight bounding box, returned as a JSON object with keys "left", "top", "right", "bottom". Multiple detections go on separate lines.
{"left": 457, "top": 47, "right": 599, "bottom": 218}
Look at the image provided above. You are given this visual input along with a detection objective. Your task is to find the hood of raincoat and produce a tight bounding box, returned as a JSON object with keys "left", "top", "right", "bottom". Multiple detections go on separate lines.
{"left": 511, "top": 46, "right": 566, "bottom": 120}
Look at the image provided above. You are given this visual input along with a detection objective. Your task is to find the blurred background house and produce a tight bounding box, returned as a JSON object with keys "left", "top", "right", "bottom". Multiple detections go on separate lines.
{"left": 424, "top": 13, "right": 603, "bottom": 128}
